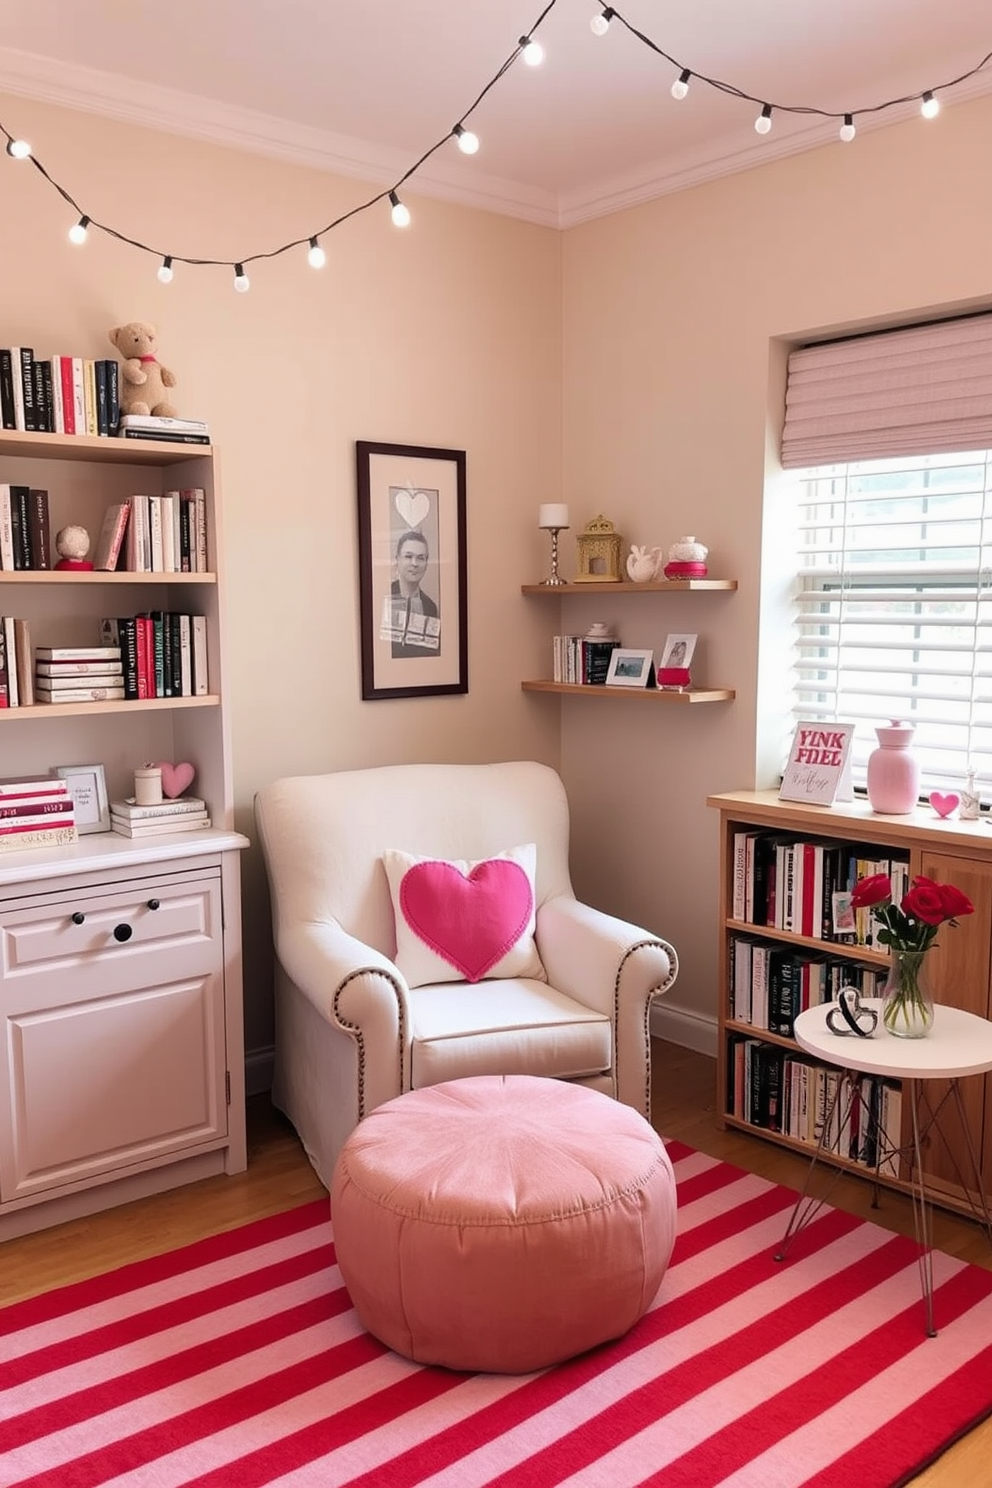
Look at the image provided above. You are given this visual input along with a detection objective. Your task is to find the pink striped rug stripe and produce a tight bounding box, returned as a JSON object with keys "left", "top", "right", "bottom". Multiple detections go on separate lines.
{"left": 2, "top": 1144, "right": 989, "bottom": 1488}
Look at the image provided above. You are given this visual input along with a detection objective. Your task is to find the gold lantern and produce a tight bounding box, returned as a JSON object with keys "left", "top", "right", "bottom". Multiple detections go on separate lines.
{"left": 574, "top": 515, "right": 623, "bottom": 583}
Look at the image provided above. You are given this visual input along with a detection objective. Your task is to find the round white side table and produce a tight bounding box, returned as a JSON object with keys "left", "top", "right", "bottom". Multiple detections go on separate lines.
{"left": 775, "top": 1000, "right": 992, "bottom": 1336}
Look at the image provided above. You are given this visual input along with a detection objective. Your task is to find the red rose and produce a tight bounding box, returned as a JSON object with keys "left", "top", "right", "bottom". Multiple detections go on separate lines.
{"left": 937, "top": 882, "right": 974, "bottom": 920}
{"left": 850, "top": 873, "right": 892, "bottom": 911}
{"left": 902, "top": 878, "right": 946, "bottom": 926}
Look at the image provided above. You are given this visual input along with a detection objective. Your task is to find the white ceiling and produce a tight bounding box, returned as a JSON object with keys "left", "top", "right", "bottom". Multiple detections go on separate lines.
{"left": 0, "top": 0, "right": 990, "bottom": 227}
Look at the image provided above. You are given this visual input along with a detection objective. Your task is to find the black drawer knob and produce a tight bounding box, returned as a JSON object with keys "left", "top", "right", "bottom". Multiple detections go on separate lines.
{"left": 113, "top": 923, "right": 133, "bottom": 943}
{"left": 147, "top": 899, "right": 161, "bottom": 910}
{"left": 71, "top": 912, "right": 85, "bottom": 925}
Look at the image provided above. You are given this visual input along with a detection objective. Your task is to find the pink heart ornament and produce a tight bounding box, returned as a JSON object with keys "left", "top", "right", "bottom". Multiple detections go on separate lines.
{"left": 155, "top": 761, "right": 196, "bottom": 799}
{"left": 399, "top": 859, "right": 533, "bottom": 982}
{"left": 929, "top": 790, "right": 959, "bottom": 819}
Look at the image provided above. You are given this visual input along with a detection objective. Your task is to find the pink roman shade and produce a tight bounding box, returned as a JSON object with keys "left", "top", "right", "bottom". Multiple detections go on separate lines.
{"left": 781, "top": 313, "right": 992, "bottom": 468}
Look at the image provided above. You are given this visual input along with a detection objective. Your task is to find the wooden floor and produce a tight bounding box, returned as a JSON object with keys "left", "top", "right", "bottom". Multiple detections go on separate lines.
{"left": 2, "top": 1041, "right": 989, "bottom": 1487}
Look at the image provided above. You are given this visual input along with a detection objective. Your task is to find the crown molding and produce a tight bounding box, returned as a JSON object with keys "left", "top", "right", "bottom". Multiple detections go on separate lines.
{"left": 0, "top": 47, "right": 560, "bottom": 228}
{"left": 559, "top": 69, "right": 992, "bottom": 229}
{"left": 2, "top": 44, "right": 992, "bottom": 235}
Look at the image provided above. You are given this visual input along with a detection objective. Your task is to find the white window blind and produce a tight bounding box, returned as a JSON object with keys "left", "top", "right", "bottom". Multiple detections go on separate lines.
{"left": 795, "top": 449, "right": 992, "bottom": 793}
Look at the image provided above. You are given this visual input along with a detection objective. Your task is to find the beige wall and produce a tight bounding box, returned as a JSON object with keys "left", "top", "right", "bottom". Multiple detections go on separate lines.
{"left": 0, "top": 95, "right": 563, "bottom": 1068}
{"left": 561, "top": 92, "right": 992, "bottom": 1048}
{"left": 4, "top": 85, "right": 992, "bottom": 1072}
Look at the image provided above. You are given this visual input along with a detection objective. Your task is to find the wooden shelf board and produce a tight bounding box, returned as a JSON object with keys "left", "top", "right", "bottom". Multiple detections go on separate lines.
{"left": 521, "top": 578, "right": 737, "bottom": 595}
{"left": 0, "top": 430, "right": 211, "bottom": 465}
{"left": 0, "top": 695, "right": 220, "bottom": 721}
{"left": 522, "top": 680, "right": 735, "bottom": 703}
{"left": 0, "top": 570, "right": 216, "bottom": 585}
{"left": 723, "top": 920, "right": 890, "bottom": 964}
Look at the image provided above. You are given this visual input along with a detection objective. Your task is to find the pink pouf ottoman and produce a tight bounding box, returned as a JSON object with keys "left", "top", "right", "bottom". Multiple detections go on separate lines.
{"left": 330, "top": 1074, "right": 677, "bottom": 1373}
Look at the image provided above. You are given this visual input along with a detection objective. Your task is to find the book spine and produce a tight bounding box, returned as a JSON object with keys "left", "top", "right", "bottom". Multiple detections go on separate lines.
{"left": 117, "top": 617, "right": 140, "bottom": 700}
{"left": 28, "top": 489, "right": 51, "bottom": 570}
{"left": 112, "top": 797, "right": 206, "bottom": 819}
{"left": 193, "top": 489, "right": 208, "bottom": 571}
{"left": 84, "top": 358, "right": 98, "bottom": 435}
{"left": 0, "top": 620, "right": 8, "bottom": 707}
{"left": 10, "top": 486, "right": 31, "bottom": 569}
{"left": 179, "top": 494, "right": 193, "bottom": 571}
{"left": 49, "top": 357, "right": 64, "bottom": 433}
{"left": 0, "top": 824, "right": 78, "bottom": 851}
{"left": 31, "top": 360, "right": 50, "bottom": 432}
{"left": 110, "top": 816, "right": 210, "bottom": 837}
{"left": 0, "top": 802, "right": 76, "bottom": 825}
{"left": 149, "top": 495, "right": 164, "bottom": 571}
{"left": 178, "top": 613, "right": 192, "bottom": 696}
{"left": 0, "top": 485, "right": 14, "bottom": 571}
{"left": 59, "top": 357, "right": 76, "bottom": 434}
{"left": 36, "top": 662, "right": 124, "bottom": 677}
{"left": 117, "top": 429, "right": 211, "bottom": 444}
{"left": 13, "top": 618, "right": 33, "bottom": 705}
{"left": 19, "top": 347, "right": 36, "bottom": 431}
{"left": 72, "top": 358, "right": 86, "bottom": 434}
{"left": 191, "top": 614, "right": 208, "bottom": 694}
{"left": 104, "top": 359, "right": 120, "bottom": 432}
{"left": 0, "top": 351, "right": 15, "bottom": 430}
{"left": 35, "top": 685, "right": 126, "bottom": 702}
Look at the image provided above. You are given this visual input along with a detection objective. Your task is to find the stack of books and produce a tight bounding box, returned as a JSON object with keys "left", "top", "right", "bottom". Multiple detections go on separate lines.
{"left": 0, "top": 347, "right": 119, "bottom": 436}
{"left": 34, "top": 645, "right": 125, "bottom": 704}
{"left": 0, "top": 775, "right": 78, "bottom": 853}
{"left": 116, "top": 415, "right": 210, "bottom": 447}
{"left": 110, "top": 795, "right": 211, "bottom": 838}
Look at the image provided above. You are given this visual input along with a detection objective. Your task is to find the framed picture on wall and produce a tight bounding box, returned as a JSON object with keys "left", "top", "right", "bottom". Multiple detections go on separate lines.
{"left": 356, "top": 441, "right": 468, "bottom": 701}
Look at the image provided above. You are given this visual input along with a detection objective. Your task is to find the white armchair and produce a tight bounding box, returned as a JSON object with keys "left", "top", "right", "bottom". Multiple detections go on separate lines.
{"left": 254, "top": 761, "right": 678, "bottom": 1185}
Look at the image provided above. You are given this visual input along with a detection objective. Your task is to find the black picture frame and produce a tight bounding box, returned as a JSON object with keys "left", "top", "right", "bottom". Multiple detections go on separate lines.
{"left": 356, "top": 440, "right": 468, "bottom": 700}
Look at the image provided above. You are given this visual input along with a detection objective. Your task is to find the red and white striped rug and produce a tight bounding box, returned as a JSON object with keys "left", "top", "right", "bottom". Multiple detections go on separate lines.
{"left": 3, "top": 1140, "right": 991, "bottom": 1488}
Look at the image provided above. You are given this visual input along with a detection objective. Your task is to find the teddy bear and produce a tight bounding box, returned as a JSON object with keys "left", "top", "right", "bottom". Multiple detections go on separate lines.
{"left": 108, "top": 321, "right": 178, "bottom": 417}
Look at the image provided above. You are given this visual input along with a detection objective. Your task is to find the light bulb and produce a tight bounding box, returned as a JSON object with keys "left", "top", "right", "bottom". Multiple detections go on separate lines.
{"left": 68, "top": 214, "right": 90, "bottom": 244}
{"left": 590, "top": 8, "right": 613, "bottom": 36}
{"left": 157, "top": 255, "right": 174, "bottom": 283}
{"left": 839, "top": 114, "right": 856, "bottom": 143}
{"left": 5, "top": 138, "right": 31, "bottom": 159}
{"left": 921, "top": 91, "right": 940, "bottom": 119}
{"left": 519, "top": 35, "right": 544, "bottom": 66}
{"left": 389, "top": 190, "right": 411, "bottom": 228}
{"left": 234, "top": 262, "right": 250, "bottom": 292}
{"left": 453, "top": 124, "right": 480, "bottom": 155}
{"left": 307, "top": 236, "right": 326, "bottom": 268}
{"left": 671, "top": 69, "right": 691, "bottom": 101}
{"left": 754, "top": 104, "right": 772, "bottom": 135}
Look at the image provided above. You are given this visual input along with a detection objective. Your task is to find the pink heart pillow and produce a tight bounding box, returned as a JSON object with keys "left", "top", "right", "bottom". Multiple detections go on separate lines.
{"left": 155, "top": 761, "right": 195, "bottom": 799}
{"left": 382, "top": 845, "right": 545, "bottom": 987}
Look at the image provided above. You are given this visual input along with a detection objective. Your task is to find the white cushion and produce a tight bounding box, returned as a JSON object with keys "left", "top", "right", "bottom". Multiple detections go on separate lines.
{"left": 408, "top": 979, "right": 611, "bottom": 1087}
{"left": 382, "top": 844, "right": 545, "bottom": 987}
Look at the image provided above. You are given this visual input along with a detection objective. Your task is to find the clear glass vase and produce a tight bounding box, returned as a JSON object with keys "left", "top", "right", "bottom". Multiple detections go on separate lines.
{"left": 881, "top": 949, "right": 935, "bottom": 1038}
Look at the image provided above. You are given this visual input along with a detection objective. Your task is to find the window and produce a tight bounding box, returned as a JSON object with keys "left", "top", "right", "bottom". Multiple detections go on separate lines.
{"left": 795, "top": 448, "right": 992, "bottom": 793}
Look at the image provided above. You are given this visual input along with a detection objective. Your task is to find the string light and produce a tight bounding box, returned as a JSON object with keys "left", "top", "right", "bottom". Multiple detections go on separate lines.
{"left": 0, "top": 0, "right": 986, "bottom": 287}
{"left": 671, "top": 68, "right": 691, "bottom": 100}
{"left": 453, "top": 123, "right": 480, "bottom": 155}
{"left": 389, "top": 190, "right": 411, "bottom": 227}
{"left": 519, "top": 35, "right": 544, "bottom": 66}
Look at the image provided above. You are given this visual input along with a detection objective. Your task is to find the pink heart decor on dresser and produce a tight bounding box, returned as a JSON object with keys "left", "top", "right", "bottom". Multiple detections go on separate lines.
{"left": 156, "top": 761, "right": 196, "bottom": 799}
{"left": 929, "top": 790, "right": 960, "bottom": 819}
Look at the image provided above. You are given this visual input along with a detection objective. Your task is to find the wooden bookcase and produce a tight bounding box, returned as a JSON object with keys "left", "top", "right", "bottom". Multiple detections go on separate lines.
{"left": 521, "top": 578, "right": 737, "bottom": 703}
{"left": 708, "top": 789, "right": 992, "bottom": 1220}
{"left": 0, "top": 430, "right": 248, "bottom": 1238}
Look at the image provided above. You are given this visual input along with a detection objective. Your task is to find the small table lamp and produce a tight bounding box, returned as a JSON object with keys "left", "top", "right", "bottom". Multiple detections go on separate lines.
{"left": 538, "top": 503, "right": 570, "bottom": 586}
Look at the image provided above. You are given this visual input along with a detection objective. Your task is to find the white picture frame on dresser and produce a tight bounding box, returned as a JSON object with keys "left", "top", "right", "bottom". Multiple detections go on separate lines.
{"left": 54, "top": 762, "right": 110, "bottom": 833}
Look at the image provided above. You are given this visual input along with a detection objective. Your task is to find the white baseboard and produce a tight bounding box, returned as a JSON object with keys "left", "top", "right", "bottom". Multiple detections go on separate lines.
{"left": 650, "top": 1001, "right": 718, "bottom": 1058}
{"left": 245, "top": 1045, "right": 275, "bottom": 1098}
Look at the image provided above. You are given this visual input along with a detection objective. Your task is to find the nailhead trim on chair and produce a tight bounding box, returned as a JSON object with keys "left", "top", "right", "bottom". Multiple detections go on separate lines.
{"left": 332, "top": 968, "right": 407, "bottom": 1121}
{"left": 613, "top": 937, "right": 679, "bottom": 1119}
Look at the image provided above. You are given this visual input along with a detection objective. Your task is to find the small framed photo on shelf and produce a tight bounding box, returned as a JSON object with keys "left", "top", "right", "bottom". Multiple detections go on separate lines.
{"left": 659, "top": 633, "right": 697, "bottom": 671}
{"left": 54, "top": 763, "right": 110, "bottom": 834}
{"left": 605, "top": 648, "right": 654, "bottom": 688}
{"left": 356, "top": 440, "right": 468, "bottom": 701}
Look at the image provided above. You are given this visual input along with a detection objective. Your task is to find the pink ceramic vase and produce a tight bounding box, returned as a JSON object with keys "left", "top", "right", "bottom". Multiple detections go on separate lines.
{"left": 866, "top": 720, "right": 921, "bottom": 814}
